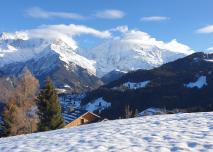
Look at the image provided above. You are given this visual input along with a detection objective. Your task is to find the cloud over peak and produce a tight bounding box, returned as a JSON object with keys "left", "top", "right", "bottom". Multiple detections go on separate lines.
{"left": 119, "top": 29, "right": 193, "bottom": 54}
{"left": 25, "top": 24, "right": 111, "bottom": 49}
{"left": 140, "top": 16, "right": 169, "bottom": 22}
{"left": 5, "top": 24, "right": 192, "bottom": 54}
{"left": 95, "top": 9, "right": 125, "bottom": 19}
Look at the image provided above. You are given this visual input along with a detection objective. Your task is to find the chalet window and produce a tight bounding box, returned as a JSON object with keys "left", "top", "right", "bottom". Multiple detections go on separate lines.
{"left": 81, "top": 118, "right": 84, "bottom": 124}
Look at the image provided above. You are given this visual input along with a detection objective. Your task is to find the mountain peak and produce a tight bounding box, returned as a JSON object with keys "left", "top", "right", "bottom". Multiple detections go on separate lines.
{"left": 78, "top": 38, "right": 193, "bottom": 77}
{"left": 0, "top": 32, "right": 28, "bottom": 40}
{"left": 0, "top": 30, "right": 195, "bottom": 79}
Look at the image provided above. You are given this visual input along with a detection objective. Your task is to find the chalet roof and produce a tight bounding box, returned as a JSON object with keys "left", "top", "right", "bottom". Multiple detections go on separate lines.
{"left": 62, "top": 109, "right": 87, "bottom": 124}
{"left": 62, "top": 108, "right": 100, "bottom": 124}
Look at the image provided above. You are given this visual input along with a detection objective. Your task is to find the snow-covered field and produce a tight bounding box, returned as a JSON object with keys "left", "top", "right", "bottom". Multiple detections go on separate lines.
{"left": 0, "top": 112, "right": 212, "bottom": 152}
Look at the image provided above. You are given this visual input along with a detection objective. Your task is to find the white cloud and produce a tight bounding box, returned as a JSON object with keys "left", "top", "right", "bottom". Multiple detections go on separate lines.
{"left": 140, "top": 16, "right": 169, "bottom": 22}
{"left": 110, "top": 25, "right": 129, "bottom": 33}
{"left": 95, "top": 9, "right": 125, "bottom": 19}
{"left": 26, "top": 7, "right": 85, "bottom": 20}
{"left": 196, "top": 25, "right": 213, "bottom": 34}
{"left": 26, "top": 24, "right": 111, "bottom": 49}
{"left": 207, "top": 47, "right": 213, "bottom": 51}
{"left": 118, "top": 29, "right": 193, "bottom": 54}
{"left": 8, "top": 23, "right": 192, "bottom": 54}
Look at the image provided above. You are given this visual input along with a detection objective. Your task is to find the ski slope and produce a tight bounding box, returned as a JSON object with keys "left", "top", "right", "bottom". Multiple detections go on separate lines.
{"left": 0, "top": 112, "right": 212, "bottom": 152}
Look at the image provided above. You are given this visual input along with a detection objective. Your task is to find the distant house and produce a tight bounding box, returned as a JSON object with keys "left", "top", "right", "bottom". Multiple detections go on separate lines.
{"left": 137, "top": 107, "right": 183, "bottom": 117}
{"left": 138, "top": 107, "right": 167, "bottom": 117}
{"left": 63, "top": 108, "right": 101, "bottom": 128}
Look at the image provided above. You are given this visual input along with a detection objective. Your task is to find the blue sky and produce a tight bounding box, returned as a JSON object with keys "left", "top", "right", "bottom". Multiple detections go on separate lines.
{"left": 0, "top": 0, "right": 213, "bottom": 51}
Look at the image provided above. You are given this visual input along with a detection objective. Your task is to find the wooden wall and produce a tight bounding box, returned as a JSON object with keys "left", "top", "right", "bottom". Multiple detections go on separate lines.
{"left": 64, "top": 113, "right": 99, "bottom": 128}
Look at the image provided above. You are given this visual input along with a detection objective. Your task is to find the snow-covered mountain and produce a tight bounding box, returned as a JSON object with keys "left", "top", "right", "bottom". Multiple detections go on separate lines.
{"left": 0, "top": 32, "right": 102, "bottom": 92}
{"left": 0, "top": 32, "right": 96, "bottom": 75}
{"left": 78, "top": 30, "right": 194, "bottom": 77}
{"left": 0, "top": 112, "right": 212, "bottom": 152}
{"left": 0, "top": 29, "right": 194, "bottom": 91}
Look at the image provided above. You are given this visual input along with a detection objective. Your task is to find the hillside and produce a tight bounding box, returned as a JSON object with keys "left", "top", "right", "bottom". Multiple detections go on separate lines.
{"left": 0, "top": 112, "right": 212, "bottom": 152}
{"left": 81, "top": 52, "right": 213, "bottom": 119}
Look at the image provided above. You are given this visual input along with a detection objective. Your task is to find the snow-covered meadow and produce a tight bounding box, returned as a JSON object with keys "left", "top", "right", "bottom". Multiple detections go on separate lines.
{"left": 0, "top": 112, "right": 212, "bottom": 152}
{"left": 184, "top": 76, "right": 207, "bottom": 89}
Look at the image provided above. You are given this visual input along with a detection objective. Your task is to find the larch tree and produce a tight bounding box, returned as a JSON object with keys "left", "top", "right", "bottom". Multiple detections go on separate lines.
{"left": 124, "top": 105, "right": 133, "bottom": 119}
{"left": 2, "top": 68, "right": 39, "bottom": 136}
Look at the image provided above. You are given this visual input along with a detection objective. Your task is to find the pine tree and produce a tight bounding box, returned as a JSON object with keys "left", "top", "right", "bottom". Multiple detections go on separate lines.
{"left": 124, "top": 105, "right": 133, "bottom": 118}
{"left": 37, "top": 78, "right": 64, "bottom": 131}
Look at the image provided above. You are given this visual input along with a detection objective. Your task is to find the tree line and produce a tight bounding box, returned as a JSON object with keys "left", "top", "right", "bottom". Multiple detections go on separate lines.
{"left": 0, "top": 68, "right": 64, "bottom": 137}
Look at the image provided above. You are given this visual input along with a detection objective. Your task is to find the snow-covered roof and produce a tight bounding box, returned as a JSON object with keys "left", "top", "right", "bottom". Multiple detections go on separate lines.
{"left": 62, "top": 108, "right": 87, "bottom": 124}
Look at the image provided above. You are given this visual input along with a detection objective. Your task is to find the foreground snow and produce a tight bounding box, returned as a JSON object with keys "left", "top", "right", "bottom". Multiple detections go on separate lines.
{"left": 0, "top": 112, "right": 212, "bottom": 152}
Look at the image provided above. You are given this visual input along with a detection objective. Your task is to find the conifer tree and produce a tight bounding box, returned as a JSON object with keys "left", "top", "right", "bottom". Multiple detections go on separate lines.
{"left": 37, "top": 78, "right": 64, "bottom": 131}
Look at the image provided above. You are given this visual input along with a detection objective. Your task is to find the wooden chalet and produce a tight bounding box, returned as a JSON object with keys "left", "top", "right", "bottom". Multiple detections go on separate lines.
{"left": 63, "top": 108, "right": 101, "bottom": 128}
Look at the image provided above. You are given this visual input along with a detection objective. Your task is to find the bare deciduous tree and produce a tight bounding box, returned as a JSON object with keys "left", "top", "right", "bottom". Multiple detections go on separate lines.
{"left": 2, "top": 68, "right": 40, "bottom": 136}
{"left": 125, "top": 105, "right": 133, "bottom": 119}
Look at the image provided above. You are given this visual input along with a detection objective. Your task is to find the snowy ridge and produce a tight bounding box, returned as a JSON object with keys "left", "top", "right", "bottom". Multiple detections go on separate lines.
{"left": 205, "top": 59, "right": 213, "bottom": 62}
{"left": 0, "top": 112, "right": 212, "bottom": 152}
{"left": 78, "top": 30, "right": 194, "bottom": 77}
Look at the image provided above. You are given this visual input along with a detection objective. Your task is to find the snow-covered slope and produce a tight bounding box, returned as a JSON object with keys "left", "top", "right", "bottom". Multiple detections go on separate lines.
{"left": 184, "top": 75, "right": 207, "bottom": 89}
{"left": 85, "top": 97, "right": 111, "bottom": 112}
{"left": 123, "top": 80, "right": 150, "bottom": 89}
{"left": 0, "top": 112, "right": 212, "bottom": 152}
